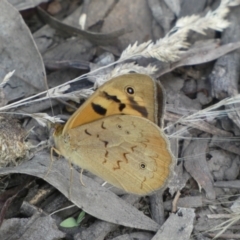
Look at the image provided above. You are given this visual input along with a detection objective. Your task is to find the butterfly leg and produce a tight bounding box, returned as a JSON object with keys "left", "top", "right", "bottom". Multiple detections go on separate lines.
{"left": 43, "top": 147, "right": 61, "bottom": 180}
{"left": 68, "top": 160, "right": 74, "bottom": 199}
{"left": 101, "top": 181, "right": 107, "bottom": 187}
{"left": 172, "top": 190, "right": 181, "bottom": 213}
{"left": 79, "top": 168, "right": 86, "bottom": 187}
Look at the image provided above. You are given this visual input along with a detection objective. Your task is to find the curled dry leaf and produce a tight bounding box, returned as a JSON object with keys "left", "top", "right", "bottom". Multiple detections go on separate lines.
{"left": 152, "top": 208, "right": 195, "bottom": 240}
{"left": 0, "top": 0, "right": 46, "bottom": 103}
{"left": 37, "top": 7, "right": 125, "bottom": 46}
{"left": 8, "top": 0, "right": 49, "bottom": 11}
{"left": 183, "top": 139, "right": 216, "bottom": 200}
{"left": 0, "top": 215, "right": 65, "bottom": 240}
{"left": 155, "top": 40, "right": 240, "bottom": 77}
{"left": 0, "top": 153, "right": 160, "bottom": 231}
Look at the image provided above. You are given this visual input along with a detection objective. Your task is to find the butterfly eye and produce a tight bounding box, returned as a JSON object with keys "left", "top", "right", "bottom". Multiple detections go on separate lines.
{"left": 140, "top": 162, "right": 146, "bottom": 169}
{"left": 125, "top": 86, "right": 135, "bottom": 95}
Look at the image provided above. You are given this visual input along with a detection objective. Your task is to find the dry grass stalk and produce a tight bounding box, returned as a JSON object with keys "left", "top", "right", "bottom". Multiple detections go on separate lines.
{"left": 207, "top": 212, "right": 240, "bottom": 239}
{"left": 0, "top": 70, "right": 15, "bottom": 88}
{"left": 0, "top": 0, "right": 239, "bottom": 115}
{"left": 119, "top": 0, "right": 237, "bottom": 63}
{"left": 31, "top": 113, "right": 63, "bottom": 127}
{"left": 46, "top": 84, "right": 90, "bottom": 109}
{"left": 93, "top": 63, "right": 158, "bottom": 87}
{"left": 165, "top": 93, "right": 240, "bottom": 141}
{"left": 84, "top": 0, "right": 239, "bottom": 85}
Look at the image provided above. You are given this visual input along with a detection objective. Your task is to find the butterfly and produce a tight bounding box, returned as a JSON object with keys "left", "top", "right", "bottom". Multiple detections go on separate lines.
{"left": 53, "top": 73, "right": 175, "bottom": 195}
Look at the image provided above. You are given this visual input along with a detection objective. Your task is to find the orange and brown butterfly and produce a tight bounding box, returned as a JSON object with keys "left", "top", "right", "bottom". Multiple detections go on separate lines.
{"left": 53, "top": 73, "right": 175, "bottom": 195}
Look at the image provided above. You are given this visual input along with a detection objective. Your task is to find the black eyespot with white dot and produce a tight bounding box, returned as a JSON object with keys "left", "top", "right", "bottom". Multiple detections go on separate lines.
{"left": 125, "top": 86, "right": 135, "bottom": 95}
{"left": 140, "top": 162, "right": 146, "bottom": 169}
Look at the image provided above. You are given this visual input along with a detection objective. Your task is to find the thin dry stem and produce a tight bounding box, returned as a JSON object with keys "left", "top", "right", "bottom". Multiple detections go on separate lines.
{"left": 93, "top": 63, "right": 158, "bottom": 87}
{"left": 0, "top": 0, "right": 238, "bottom": 119}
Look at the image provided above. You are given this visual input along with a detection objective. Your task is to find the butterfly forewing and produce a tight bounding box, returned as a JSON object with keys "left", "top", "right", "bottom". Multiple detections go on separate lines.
{"left": 63, "top": 73, "right": 165, "bottom": 133}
